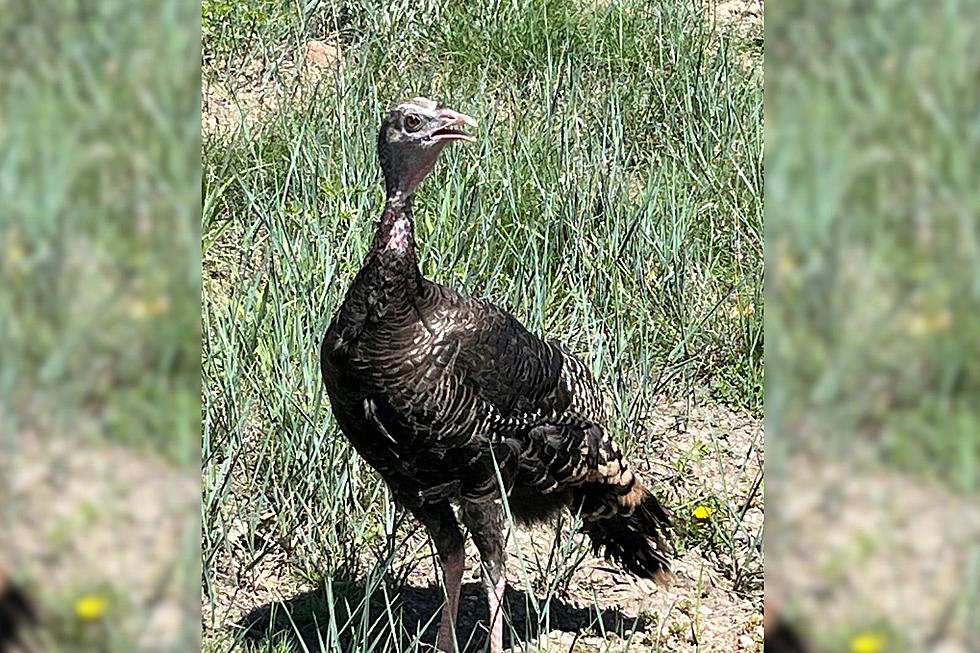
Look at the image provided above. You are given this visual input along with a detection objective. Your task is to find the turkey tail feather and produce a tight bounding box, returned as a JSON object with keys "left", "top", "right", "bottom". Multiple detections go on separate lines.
{"left": 581, "top": 482, "right": 673, "bottom": 583}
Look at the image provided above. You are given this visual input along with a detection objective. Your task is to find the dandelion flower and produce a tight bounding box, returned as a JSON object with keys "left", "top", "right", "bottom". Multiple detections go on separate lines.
{"left": 849, "top": 631, "right": 885, "bottom": 653}
{"left": 74, "top": 593, "right": 108, "bottom": 621}
{"left": 693, "top": 505, "right": 714, "bottom": 520}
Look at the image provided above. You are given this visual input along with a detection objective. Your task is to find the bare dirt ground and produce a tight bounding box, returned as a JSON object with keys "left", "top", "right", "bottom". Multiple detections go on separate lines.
{"left": 0, "top": 432, "right": 198, "bottom": 651}
{"left": 713, "top": 0, "right": 763, "bottom": 34}
{"left": 204, "top": 400, "right": 765, "bottom": 652}
{"left": 770, "top": 451, "right": 980, "bottom": 652}
{"left": 202, "top": 38, "right": 341, "bottom": 138}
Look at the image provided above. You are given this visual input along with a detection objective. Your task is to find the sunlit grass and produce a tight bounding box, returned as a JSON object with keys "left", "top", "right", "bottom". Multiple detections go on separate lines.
{"left": 766, "top": 0, "right": 980, "bottom": 491}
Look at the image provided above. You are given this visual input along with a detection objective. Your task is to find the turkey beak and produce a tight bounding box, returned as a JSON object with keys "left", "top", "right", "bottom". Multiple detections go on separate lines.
{"left": 431, "top": 109, "right": 478, "bottom": 143}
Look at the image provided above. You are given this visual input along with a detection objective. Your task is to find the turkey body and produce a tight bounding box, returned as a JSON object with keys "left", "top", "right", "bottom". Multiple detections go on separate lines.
{"left": 320, "top": 213, "right": 671, "bottom": 585}
{"left": 322, "top": 268, "right": 613, "bottom": 521}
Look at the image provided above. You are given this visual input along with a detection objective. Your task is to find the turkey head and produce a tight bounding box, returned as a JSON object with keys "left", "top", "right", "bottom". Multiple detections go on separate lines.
{"left": 377, "top": 96, "right": 477, "bottom": 200}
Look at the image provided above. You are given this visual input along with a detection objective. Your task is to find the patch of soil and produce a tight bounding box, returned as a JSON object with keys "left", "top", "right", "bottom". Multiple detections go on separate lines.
{"left": 707, "top": 0, "right": 763, "bottom": 70}
{"left": 0, "top": 434, "right": 198, "bottom": 651}
{"left": 202, "top": 38, "right": 340, "bottom": 138}
{"left": 770, "top": 452, "right": 980, "bottom": 651}
{"left": 712, "top": 0, "right": 763, "bottom": 32}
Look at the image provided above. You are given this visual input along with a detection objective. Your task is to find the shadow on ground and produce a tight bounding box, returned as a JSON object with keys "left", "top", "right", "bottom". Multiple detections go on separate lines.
{"left": 232, "top": 580, "right": 652, "bottom": 651}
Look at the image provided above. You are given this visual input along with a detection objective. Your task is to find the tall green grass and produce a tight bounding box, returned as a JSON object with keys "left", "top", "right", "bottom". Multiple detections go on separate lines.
{"left": 202, "top": 0, "right": 762, "bottom": 649}
{"left": 767, "top": 0, "right": 980, "bottom": 491}
{"left": 0, "top": 0, "right": 200, "bottom": 464}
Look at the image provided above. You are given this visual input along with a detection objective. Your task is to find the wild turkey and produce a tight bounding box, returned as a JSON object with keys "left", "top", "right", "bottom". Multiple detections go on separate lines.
{"left": 320, "top": 97, "right": 672, "bottom": 653}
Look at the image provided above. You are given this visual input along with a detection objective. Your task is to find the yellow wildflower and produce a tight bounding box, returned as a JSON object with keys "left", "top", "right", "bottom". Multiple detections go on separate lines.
{"left": 849, "top": 631, "right": 885, "bottom": 653}
{"left": 692, "top": 505, "right": 714, "bottom": 520}
{"left": 728, "top": 301, "right": 756, "bottom": 319}
{"left": 74, "top": 593, "right": 108, "bottom": 621}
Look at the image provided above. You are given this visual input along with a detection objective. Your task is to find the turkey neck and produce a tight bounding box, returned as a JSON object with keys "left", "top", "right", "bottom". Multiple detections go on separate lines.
{"left": 360, "top": 195, "right": 424, "bottom": 314}
{"left": 374, "top": 195, "right": 418, "bottom": 258}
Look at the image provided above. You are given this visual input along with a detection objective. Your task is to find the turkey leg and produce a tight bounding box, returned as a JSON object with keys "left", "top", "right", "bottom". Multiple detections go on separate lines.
{"left": 461, "top": 499, "right": 508, "bottom": 653}
{"left": 438, "top": 548, "right": 465, "bottom": 653}
{"left": 414, "top": 502, "right": 466, "bottom": 653}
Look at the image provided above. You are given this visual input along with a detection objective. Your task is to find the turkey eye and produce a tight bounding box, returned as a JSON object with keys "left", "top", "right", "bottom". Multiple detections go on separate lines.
{"left": 404, "top": 114, "right": 423, "bottom": 132}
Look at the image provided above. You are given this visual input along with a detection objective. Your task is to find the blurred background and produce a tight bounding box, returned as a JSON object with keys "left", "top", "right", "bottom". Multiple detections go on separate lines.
{"left": 767, "top": 0, "right": 980, "bottom": 651}
{"left": 0, "top": 1, "right": 200, "bottom": 651}
{"left": 2, "top": 0, "right": 978, "bottom": 651}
